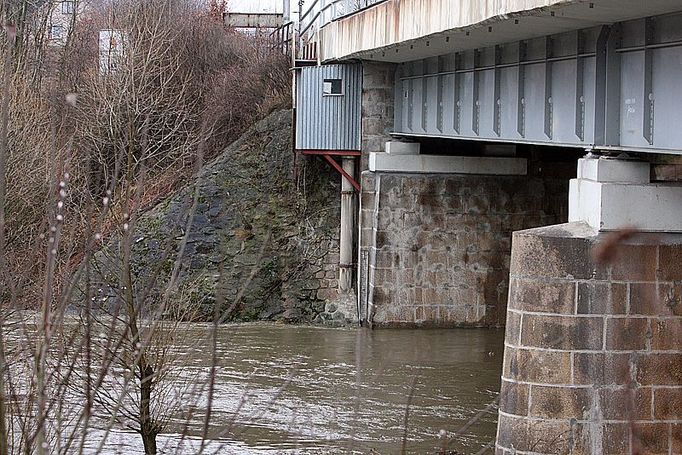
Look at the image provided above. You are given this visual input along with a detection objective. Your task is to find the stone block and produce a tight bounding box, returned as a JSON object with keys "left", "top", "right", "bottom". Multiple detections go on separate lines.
{"left": 651, "top": 163, "right": 680, "bottom": 181}
{"left": 385, "top": 141, "right": 420, "bottom": 155}
{"left": 510, "top": 228, "right": 602, "bottom": 281}
{"left": 610, "top": 243, "right": 658, "bottom": 281}
{"left": 395, "top": 287, "right": 416, "bottom": 306}
{"left": 528, "top": 385, "right": 593, "bottom": 420}
{"left": 630, "top": 283, "right": 682, "bottom": 316}
{"left": 653, "top": 387, "right": 682, "bottom": 420}
{"left": 672, "top": 424, "right": 682, "bottom": 452}
{"left": 440, "top": 304, "right": 478, "bottom": 324}
{"left": 599, "top": 386, "right": 653, "bottom": 420}
{"left": 577, "top": 281, "right": 627, "bottom": 314}
{"left": 317, "top": 288, "right": 338, "bottom": 301}
{"left": 360, "top": 191, "right": 375, "bottom": 210}
{"left": 503, "top": 346, "right": 572, "bottom": 384}
{"left": 659, "top": 283, "right": 682, "bottom": 316}
{"left": 570, "top": 175, "right": 682, "bottom": 232}
{"left": 602, "top": 423, "right": 631, "bottom": 455}
{"left": 509, "top": 278, "right": 575, "bottom": 314}
{"left": 386, "top": 305, "right": 415, "bottom": 322}
{"left": 521, "top": 314, "right": 603, "bottom": 350}
{"left": 632, "top": 423, "right": 670, "bottom": 454}
{"left": 658, "top": 243, "right": 682, "bottom": 281}
{"left": 499, "top": 379, "right": 528, "bottom": 416}
{"left": 572, "top": 352, "right": 632, "bottom": 385}
{"left": 496, "top": 414, "right": 576, "bottom": 454}
{"left": 650, "top": 318, "right": 682, "bottom": 351}
{"left": 636, "top": 354, "right": 682, "bottom": 386}
{"left": 577, "top": 157, "right": 650, "bottom": 183}
{"left": 415, "top": 305, "right": 438, "bottom": 322}
{"left": 361, "top": 117, "right": 386, "bottom": 136}
{"left": 605, "top": 317, "right": 649, "bottom": 351}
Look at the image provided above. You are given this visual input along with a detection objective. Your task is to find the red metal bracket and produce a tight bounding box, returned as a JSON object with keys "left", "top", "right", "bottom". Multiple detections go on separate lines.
{"left": 298, "top": 150, "right": 361, "bottom": 191}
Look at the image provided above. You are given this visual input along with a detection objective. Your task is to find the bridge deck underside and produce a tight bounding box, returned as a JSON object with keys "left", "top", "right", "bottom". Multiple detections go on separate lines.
{"left": 393, "top": 13, "right": 682, "bottom": 154}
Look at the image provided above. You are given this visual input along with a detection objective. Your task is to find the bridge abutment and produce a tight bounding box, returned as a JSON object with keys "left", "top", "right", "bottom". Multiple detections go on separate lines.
{"left": 497, "top": 157, "right": 682, "bottom": 454}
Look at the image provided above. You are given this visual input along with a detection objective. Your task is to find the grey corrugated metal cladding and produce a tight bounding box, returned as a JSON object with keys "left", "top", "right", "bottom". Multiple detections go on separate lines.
{"left": 296, "top": 64, "right": 362, "bottom": 151}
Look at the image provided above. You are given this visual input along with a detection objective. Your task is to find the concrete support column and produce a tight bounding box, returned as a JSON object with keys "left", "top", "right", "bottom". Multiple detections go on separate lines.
{"left": 339, "top": 157, "right": 355, "bottom": 292}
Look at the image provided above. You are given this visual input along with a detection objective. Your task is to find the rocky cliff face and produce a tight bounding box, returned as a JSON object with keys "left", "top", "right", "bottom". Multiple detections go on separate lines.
{"left": 88, "top": 110, "right": 351, "bottom": 324}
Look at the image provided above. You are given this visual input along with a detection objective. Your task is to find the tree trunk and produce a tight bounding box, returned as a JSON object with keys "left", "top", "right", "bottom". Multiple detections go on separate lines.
{"left": 140, "top": 365, "right": 157, "bottom": 455}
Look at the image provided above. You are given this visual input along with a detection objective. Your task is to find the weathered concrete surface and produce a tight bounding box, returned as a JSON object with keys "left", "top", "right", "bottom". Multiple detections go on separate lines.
{"left": 321, "top": 0, "right": 573, "bottom": 61}
{"left": 369, "top": 153, "right": 528, "bottom": 175}
{"left": 570, "top": 157, "right": 682, "bottom": 233}
{"left": 497, "top": 222, "right": 682, "bottom": 454}
{"left": 320, "top": 0, "right": 682, "bottom": 62}
{"left": 359, "top": 172, "right": 569, "bottom": 327}
{"left": 86, "top": 110, "right": 354, "bottom": 325}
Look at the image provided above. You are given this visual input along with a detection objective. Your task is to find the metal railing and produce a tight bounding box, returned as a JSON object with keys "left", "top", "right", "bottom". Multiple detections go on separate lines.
{"left": 270, "top": 0, "right": 387, "bottom": 61}
{"left": 269, "top": 20, "right": 294, "bottom": 56}
{"left": 299, "top": 0, "right": 386, "bottom": 35}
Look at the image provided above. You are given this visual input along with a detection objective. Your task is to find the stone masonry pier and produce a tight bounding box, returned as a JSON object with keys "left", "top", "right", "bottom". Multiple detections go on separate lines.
{"left": 497, "top": 222, "right": 682, "bottom": 453}
{"left": 359, "top": 171, "right": 568, "bottom": 327}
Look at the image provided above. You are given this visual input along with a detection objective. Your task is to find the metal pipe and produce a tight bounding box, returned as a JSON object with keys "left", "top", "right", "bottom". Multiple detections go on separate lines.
{"left": 339, "top": 157, "right": 356, "bottom": 293}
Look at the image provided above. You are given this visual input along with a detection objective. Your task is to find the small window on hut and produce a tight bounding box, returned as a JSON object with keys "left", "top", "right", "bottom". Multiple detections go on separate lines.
{"left": 323, "top": 78, "right": 343, "bottom": 96}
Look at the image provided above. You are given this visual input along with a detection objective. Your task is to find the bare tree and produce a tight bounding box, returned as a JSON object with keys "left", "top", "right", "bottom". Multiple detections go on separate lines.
{"left": 0, "top": 0, "right": 291, "bottom": 453}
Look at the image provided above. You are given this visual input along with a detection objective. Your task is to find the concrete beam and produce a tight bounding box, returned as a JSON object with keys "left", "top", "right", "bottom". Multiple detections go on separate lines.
{"left": 385, "top": 141, "right": 420, "bottom": 155}
{"left": 320, "top": 0, "right": 682, "bottom": 62}
{"left": 368, "top": 152, "right": 527, "bottom": 175}
{"left": 576, "top": 156, "right": 650, "bottom": 183}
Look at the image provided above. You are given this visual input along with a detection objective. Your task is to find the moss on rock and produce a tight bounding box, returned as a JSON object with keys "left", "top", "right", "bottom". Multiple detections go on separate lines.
{"left": 87, "top": 110, "right": 341, "bottom": 323}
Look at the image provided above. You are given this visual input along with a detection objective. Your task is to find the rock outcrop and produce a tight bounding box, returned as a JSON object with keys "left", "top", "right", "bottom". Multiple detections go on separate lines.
{"left": 88, "top": 110, "right": 350, "bottom": 324}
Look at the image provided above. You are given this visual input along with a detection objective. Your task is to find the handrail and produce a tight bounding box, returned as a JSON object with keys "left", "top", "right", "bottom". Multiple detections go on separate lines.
{"left": 300, "top": 0, "right": 341, "bottom": 36}
{"left": 298, "top": 0, "right": 320, "bottom": 25}
{"left": 272, "top": 0, "right": 387, "bottom": 62}
{"left": 333, "top": 0, "right": 388, "bottom": 22}
{"left": 269, "top": 20, "right": 294, "bottom": 38}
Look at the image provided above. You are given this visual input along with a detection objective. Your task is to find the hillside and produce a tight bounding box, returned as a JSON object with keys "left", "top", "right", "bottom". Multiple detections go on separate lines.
{"left": 86, "top": 110, "right": 345, "bottom": 323}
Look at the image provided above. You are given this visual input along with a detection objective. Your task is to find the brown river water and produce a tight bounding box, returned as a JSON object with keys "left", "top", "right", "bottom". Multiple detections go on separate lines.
{"left": 85, "top": 324, "right": 504, "bottom": 454}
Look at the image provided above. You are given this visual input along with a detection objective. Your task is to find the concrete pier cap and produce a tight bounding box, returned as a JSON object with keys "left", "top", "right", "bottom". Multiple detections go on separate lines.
{"left": 569, "top": 153, "right": 682, "bottom": 233}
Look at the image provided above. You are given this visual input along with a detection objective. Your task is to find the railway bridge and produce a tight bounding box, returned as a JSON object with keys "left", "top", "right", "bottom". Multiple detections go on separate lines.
{"left": 285, "top": 0, "right": 682, "bottom": 452}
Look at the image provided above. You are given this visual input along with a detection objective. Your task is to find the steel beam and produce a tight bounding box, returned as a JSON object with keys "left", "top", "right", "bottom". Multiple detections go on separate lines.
{"left": 493, "top": 45, "right": 502, "bottom": 137}
{"left": 544, "top": 36, "right": 554, "bottom": 140}
{"left": 575, "top": 30, "right": 585, "bottom": 141}
{"left": 517, "top": 41, "right": 526, "bottom": 138}
{"left": 454, "top": 52, "right": 462, "bottom": 134}
{"left": 472, "top": 49, "right": 481, "bottom": 136}
{"left": 643, "top": 17, "right": 655, "bottom": 145}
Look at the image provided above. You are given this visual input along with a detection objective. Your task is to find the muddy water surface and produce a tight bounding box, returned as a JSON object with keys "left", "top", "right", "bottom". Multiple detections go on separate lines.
{"left": 95, "top": 324, "right": 504, "bottom": 454}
